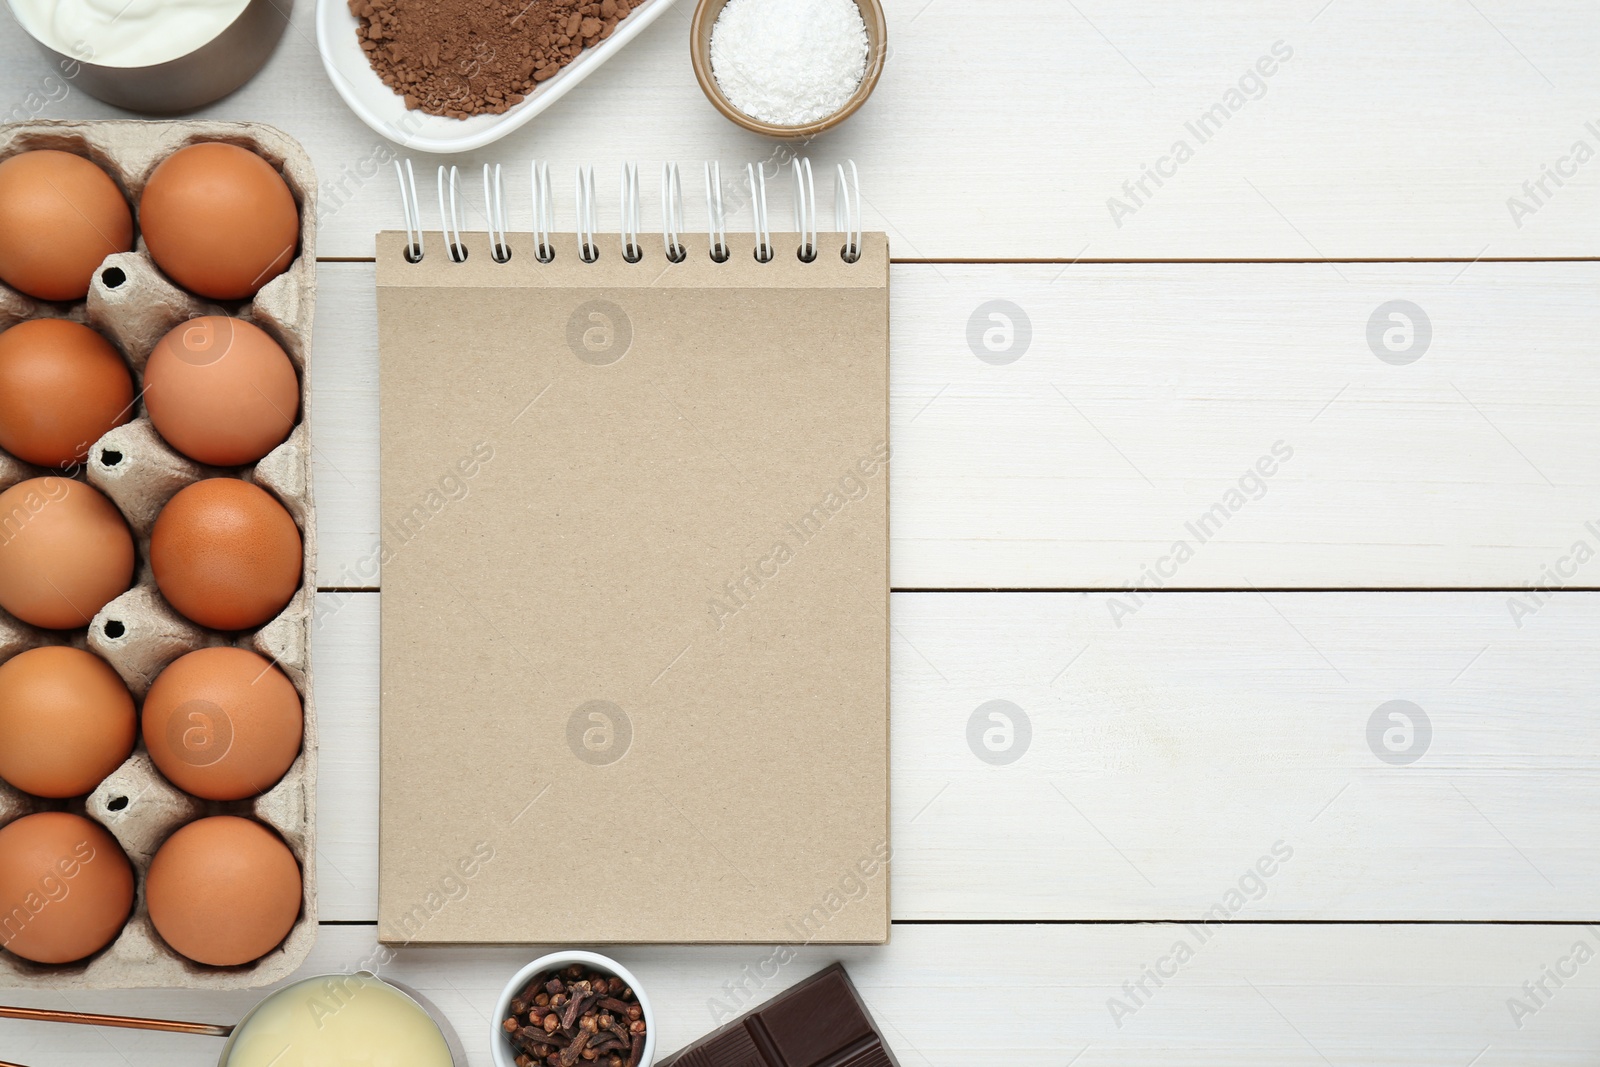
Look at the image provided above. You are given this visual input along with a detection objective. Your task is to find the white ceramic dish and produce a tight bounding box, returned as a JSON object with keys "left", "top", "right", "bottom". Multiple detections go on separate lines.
{"left": 314, "top": 0, "right": 680, "bottom": 154}
{"left": 491, "top": 951, "right": 656, "bottom": 1067}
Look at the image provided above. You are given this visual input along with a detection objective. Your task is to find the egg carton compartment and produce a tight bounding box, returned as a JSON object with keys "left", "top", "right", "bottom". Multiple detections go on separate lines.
{"left": 0, "top": 120, "right": 318, "bottom": 989}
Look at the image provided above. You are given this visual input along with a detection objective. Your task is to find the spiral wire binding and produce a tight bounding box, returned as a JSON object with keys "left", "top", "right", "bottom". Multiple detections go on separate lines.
{"left": 532, "top": 161, "right": 555, "bottom": 263}
{"left": 620, "top": 163, "right": 642, "bottom": 263}
{"left": 792, "top": 158, "right": 817, "bottom": 263}
{"left": 662, "top": 163, "right": 686, "bottom": 263}
{"left": 437, "top": 165, "right": 467, "bottom": 262}
{"left": 482, "top": 163, "right": 510, "bottom": 263}
{"left": 575, "top": 165, "right": 599, "bottom": 263}
{"left": 397, "top": 158, "right": 865, "bottom": 266}
{"left": 704, "top": 161, "right": 728, "bottom": 262}
{"left": 394, "top": 159, "right": 424, "bottom": 262}
{"left": 835, "top": 159, "right": 862, "bottom": 263}
{"left": 747, "top": 162, "right": 773, "bottom": 263}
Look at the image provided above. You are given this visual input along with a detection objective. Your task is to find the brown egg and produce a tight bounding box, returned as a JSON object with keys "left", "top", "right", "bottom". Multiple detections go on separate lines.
{"left": 145, "top": 816, "right": 300, "bottom": 966}
{"left": 0, "top": 151, "right": 134, "bottom": 302}
{"left": 0, "top": 647, "right": 135, "bottom": 798}
{"left": 142, "top": 647, "right": 302, "bottom": 801}
{"left": 0, "top": 812, "right": 133, "bottom": 963}
{"left": 144, "top": 317, "right": 299, "bottom": 466}
{"left": 0, "top": 478, "right": 134, "bottom": 629}
{"left": 0, "top": 319, "right": 135, "bottom": 467}
{"left": 139, "top": 144, "right": 299, "bottom": 300}
{"left": 150, "top": 479, "right": 301, "bottom": 631}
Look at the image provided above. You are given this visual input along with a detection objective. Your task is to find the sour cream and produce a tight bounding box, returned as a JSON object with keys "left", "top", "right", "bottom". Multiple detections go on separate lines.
{"left": 9, "top": 0, "right": 251, "bottom": 68}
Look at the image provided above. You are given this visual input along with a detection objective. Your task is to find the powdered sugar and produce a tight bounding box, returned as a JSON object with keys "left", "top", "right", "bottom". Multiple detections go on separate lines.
{"left": 709, "top": 0, "right": 869, "bottom": 127}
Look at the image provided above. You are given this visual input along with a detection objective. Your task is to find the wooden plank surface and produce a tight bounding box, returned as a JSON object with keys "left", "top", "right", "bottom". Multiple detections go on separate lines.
{"left": 2, "top": 1, "right": 1598, "bottom": 258}
{"left": 309, "top": 261, "right": 1600, "bottom": 590}
{"left": 310, "top": 590, "right": 1600, "bottom": 922}
{"left": 5, "top": 1, "right": 1599, "bottom": 1063}
{"left": 7, "top": 923, "right": 1599, "bottom": 1066}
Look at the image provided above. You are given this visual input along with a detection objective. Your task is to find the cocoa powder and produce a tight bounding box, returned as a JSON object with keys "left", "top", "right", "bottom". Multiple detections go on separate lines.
{"left": 349, "top": 0, "right": 635, "bottom": 118}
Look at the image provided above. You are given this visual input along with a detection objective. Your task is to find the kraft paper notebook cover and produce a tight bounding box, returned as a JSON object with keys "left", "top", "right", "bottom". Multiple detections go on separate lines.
{"left": 375, "top": 174, "right": 889, "bottom": 944}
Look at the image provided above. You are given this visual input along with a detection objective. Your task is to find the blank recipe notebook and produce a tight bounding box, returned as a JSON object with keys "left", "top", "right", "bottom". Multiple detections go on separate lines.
{"left": 375, "top": 173, "right": 889, "bottom": 944}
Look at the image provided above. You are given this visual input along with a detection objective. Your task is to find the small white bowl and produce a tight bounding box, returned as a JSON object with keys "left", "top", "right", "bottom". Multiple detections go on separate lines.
{"left": 314, "top": 0, "right": 681, "bottom": 154}
{"left": 491, "top": 951, "right": 656, "bottom": 1067}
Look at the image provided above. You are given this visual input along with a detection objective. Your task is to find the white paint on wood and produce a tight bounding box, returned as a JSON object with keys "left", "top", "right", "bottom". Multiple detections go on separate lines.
{"left": 309, "top": 590, "right": 1600, "bottom": 922}
{"left": 4, "top": 4, "right": 1598, "bottom": 1058}
{"left": 309, "top": 261, "right": 1600, "bottom": 589}
{"left": 2, "top": 2, "right": 1597, "bottom": 257}
{"left": 6, "top": 923, "right": 1599, "bottom": 1065}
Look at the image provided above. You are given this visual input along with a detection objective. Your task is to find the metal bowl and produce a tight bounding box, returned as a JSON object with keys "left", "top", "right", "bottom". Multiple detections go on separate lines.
{"left": 6, "top": 0, "right": 292, "bottom": 114}
{"left": 217, "top": 972, "right": 466, "bottom": 1067}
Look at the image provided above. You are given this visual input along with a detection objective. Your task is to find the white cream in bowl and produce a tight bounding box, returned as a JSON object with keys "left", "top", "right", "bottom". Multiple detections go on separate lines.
{"left": 9, "top": 0, "right": 251, "bottom": 67}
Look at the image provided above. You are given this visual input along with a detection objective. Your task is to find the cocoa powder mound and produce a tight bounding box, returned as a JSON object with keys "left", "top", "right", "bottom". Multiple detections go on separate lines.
{"left": 349, "top": 0, "right": 634, "bottom": 118}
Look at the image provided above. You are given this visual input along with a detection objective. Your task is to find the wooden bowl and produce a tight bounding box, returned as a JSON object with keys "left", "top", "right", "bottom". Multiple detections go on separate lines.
{"left": 690, "top": 0, "right": 887, "bottom": 139}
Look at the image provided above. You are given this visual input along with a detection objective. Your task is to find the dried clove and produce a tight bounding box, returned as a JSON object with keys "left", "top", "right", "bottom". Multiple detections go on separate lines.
{"left": 559, "top": 992, "right": 587, "bottom": 1031}
{"left": 559, "top": 1029, "right": 592, "bottom": 1067}
{"left": 511, "top": 1027, "right": 571, "bottom": 1060}
{"left": 502, "top": 965, "right": 647, "bottom": 1067}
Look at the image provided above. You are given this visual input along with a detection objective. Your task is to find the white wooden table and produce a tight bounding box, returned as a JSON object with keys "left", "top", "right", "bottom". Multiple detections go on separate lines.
{"left": 5, "top": 1, "right": 1600, "bottom": 1063}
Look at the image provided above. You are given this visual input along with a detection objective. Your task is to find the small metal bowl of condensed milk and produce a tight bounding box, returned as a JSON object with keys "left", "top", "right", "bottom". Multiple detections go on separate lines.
{"left": 5, "top": 0, "right": 292, "bottom": 113}
{"left": 218, "top": 972, "right": 464, "bottom": 1067}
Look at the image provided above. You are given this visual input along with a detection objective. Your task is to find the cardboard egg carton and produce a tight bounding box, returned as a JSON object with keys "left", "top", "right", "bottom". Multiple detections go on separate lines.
{"left": 0, "top": 121, "right": 318, "bottom": 989}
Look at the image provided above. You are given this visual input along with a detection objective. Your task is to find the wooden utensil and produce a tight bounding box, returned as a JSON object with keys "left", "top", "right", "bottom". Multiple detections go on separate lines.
{"left": 0, "top": 1003, "right": 233, "bottom": 1037}
{"left": 0, "top": 974, "right": 466, "bottom": 1067}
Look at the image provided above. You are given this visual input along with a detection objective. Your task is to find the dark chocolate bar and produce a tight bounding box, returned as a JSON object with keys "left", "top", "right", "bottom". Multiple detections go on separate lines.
{"left": 658, "top": 964, "right": 900, "bottom": 1067}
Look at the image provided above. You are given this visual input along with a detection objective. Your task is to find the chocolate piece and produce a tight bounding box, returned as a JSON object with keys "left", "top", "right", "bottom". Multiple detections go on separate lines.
{"left": 657, "top": 964, "right": 899, "bottom": 1067}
